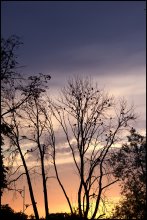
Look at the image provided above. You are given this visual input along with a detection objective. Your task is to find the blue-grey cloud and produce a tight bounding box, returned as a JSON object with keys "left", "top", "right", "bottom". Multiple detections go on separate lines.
{"left": 1, "top": 1, "right": 145, "bottom": 75}
{"left": 2, "top": 1, "right": 146, "bottom": 133}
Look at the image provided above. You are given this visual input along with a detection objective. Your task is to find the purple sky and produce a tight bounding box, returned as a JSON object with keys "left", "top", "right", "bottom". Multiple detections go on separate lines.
{"left": 1, "top": 1, "right": 146, "bottom": 132}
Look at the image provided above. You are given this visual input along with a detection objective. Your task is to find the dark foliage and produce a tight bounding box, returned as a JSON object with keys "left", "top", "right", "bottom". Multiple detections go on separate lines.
{"left": 0, "top": 206, "right": 89, "bottom": 220}
{"left": 0, "top": 145, "right": 8, "bottom": 197}
{"left": 1, "top": 35, "right": 22, "bottom": 83}
{"left": 1, "top": 35, "right": 22, "bottom": 204}
{"left": 42, "top": 213, "right": 88, "bottom": 220}
{"left": 110, "top": 129, "right": 146, "bottom": 219}
{"left": 48, "top": 213, "right": 81, "bottom": 219}
{"left": 0, "top": 123, "right": 12, "bottom": 198}
{"left": 0, "top": 204, "right": 28, "bottom": 220}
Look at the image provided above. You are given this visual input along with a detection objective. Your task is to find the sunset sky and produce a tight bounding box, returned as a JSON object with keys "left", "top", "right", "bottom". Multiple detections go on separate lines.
{"left": 1, "top": 1, "right": 146, "bottom": 218}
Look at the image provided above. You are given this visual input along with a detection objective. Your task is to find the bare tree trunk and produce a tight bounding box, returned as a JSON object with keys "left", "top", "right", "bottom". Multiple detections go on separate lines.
{"left": 12, "top": 113, "right": 39, "bottom": 220}
{"left": 78, "top": 180, "right": 83, "bottom": 217}
{"left": 40, "top": 150, "right": 49, "bottom": 220}
{"left": 17, "top": 141, "right": 39, "bottom": 220}
{"left": 53, "top": 148, "right": 73, "bottom": 214}
{"left": 35, "top": 99, "right": 49, "bottom": 220}
{"left": 91, "top": 161, "right": 103, "bottom": 219}
{"left": 45, "top": 111, "right": 74, "bottom": 215}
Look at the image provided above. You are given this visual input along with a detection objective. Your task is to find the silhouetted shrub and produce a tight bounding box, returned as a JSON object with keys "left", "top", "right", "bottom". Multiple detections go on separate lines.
{"left": 48, "top": 213, "right": 88, "bottom": 220}
{"left": 0, "top": 204, "right": 28, "bottom": 220}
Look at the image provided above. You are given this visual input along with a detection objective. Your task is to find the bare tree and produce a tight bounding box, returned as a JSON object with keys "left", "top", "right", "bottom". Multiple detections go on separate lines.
{"left": 1, "top": 36, "right": 53, "bottom": 219}
{"left": 20, "top": 77, "right": 51, "bottom": 220}
{"left": 2, "top": 73, "right": 51, "bottom": 220}
{"left": 1, "top": 35, "right": 35, "bottom": 209}
{"left": 47, "top": 77, "right": 136, "bottom": 219}
{"left": 3, "top": 110, "right": 39, "bottom": 220}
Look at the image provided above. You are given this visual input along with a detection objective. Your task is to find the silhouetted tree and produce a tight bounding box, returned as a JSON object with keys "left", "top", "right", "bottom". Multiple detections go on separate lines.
{"left": 47, "top": 77, "right": 136, "bottom": 219}
{"left": 110, "top": 129, "right": 146, "bottom": 219}
{"left": 1, "top": 35, "right": 28, "bottom": 117}
{"left": 0, "top": 123, "right": 13, "bottom": 207}
{"left": 19, "top": 74, "right": 51, "bottom": 220}
{"left": 1, "top": 36, "right": 40, "bottom": 219}
{"left": 1, "top": 35, "right": 22, "bottom": 208}
{"left": 3, "top": 73, "right": 51, "bottom": 220}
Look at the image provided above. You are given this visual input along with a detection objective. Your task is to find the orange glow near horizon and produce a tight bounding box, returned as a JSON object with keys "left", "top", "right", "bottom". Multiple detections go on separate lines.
{"left": 2, "top": 191, "right": 120, "bottom": 218}
{"left": 2, "top": 161, "right": 121, "bottom": 218}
